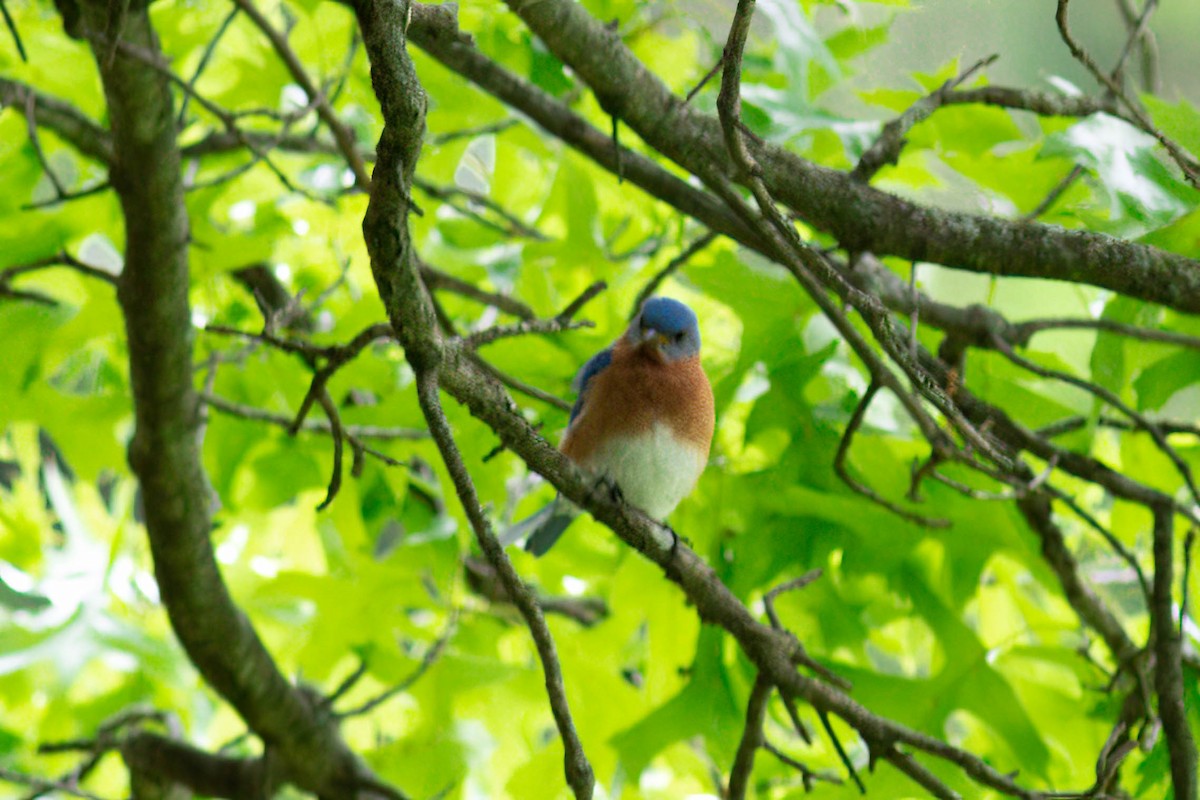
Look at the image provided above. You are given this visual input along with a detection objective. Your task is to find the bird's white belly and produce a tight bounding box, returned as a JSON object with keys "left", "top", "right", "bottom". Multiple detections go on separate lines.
{"left": 582, "top": 422, "right": 706, "bottom": 520}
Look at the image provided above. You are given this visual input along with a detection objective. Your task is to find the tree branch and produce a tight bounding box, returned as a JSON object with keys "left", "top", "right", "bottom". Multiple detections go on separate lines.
{"left": 354, "top": 1, "right": 594, "bottom": 795}
{"left": 415, "top": 372, "right": 595, "bottom": 798}
{"left": 498, "top": 0, "right": 1200, "bottom": 314}
{"left": 201, "top": 392, "right": 428, "bottom": 441}
{"left": 72, "top": 1, "right": 403, "bottom": 796}
{"left": 1151, "top": 504, "right": 1198, "bottom": 799}
{"left": 726, "top": 674, "right": 771, "bottom": 800}
{"left": 1056, "top": 0, "right": 1199, "bottom": 187}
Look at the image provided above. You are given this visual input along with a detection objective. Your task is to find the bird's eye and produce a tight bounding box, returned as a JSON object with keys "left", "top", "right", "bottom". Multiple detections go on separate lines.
{"left": 674, "top": 332, "right": 684, "bottom": 342}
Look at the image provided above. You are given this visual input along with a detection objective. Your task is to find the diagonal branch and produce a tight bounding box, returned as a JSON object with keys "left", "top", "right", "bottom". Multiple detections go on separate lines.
{"left": 630, "top": 230, "right": 717, "bottom": 317}
{"left": 496, "top": 0, "right": 1200, "bottom": 314}
{"left": 1016, "top": 493, "right": 1140, "bottom": 666}
{"left": 416, "top": 372, "right": 595, "bottom": 798}
{"left": 353, "top": 2, "right": 594, "bottom": 795}
{"left": 726, "top": 674, "right": 771, "bottom": 800}
{"left": 420, "top": 263, "right": 537, "bottom": 320}
{"left": 852, "top": 54, "right": 998, "bottom": 182}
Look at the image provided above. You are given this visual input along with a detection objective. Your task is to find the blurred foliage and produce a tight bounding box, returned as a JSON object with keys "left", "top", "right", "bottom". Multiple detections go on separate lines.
{"left": 1, "top": 0, "right": 1198, "bottom": 798}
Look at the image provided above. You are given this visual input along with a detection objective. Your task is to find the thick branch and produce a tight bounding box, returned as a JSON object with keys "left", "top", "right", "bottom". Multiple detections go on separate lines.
{"left": 404, "top": 7, "right": 771, "bottom": 256}
{"left": 121, "top": 731, "right": 269, "bottom": 800}
{"left": 75, "top": 1, "right": 394, "bottom": 796}
{"left": 500, "top": 0, "right": 1200, "bottom": 314}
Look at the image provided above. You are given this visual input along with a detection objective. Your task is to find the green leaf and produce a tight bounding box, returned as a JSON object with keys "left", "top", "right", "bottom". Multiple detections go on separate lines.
{"left": 1133, "top": 350, "right": 1200, "bottom": 411}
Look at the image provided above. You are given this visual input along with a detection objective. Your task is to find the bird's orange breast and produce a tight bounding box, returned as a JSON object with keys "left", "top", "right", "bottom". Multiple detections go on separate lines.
{"left": 562, "top": 341, "right": 714, "bottom": 467}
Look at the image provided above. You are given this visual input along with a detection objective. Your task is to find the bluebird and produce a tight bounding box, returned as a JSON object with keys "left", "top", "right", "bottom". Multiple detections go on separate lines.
{"left": 503, "top": 297, "right": 715, "bottom": 555}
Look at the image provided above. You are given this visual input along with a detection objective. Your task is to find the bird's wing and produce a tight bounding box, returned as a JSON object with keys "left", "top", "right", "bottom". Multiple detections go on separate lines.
{"left": 569, "top": 346, "right": 614, "bottom": 423}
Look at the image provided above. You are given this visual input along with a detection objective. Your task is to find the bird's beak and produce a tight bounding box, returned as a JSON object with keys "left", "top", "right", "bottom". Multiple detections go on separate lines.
{"left": 639, "top": 327, "right": 669, "bottom": 349}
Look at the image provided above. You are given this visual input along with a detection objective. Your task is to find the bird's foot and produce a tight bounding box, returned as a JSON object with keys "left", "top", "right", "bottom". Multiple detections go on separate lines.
{"left": 590, "top": 474, "right": 625, "bottom": 506}
{"left": 659, "top": 522, "right": 690, "bottom": 556}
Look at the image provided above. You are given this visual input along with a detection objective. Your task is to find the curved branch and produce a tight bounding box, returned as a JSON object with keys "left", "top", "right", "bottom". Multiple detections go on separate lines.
{"left": 354, "top": 1, "right": 594, "bottom": 795}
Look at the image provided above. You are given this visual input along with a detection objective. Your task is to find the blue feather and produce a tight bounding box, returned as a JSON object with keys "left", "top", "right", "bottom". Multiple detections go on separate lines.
{"left": 569, "top": 346, "right": 613, "bottom": 422}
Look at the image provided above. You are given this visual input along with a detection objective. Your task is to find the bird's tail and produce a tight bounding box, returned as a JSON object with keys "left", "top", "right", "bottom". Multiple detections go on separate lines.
{"left": 499, "top": 500, "right": 578, "bottom": 556}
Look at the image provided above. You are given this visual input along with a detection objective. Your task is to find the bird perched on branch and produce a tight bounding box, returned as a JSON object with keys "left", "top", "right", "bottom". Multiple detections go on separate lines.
{"left": 503, "top": 297, "right": 715, "bottom": 555}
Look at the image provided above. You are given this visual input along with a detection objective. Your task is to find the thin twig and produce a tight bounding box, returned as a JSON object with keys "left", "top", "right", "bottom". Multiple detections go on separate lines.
{"left": 0, "top": 251, "right": 118, "bottom": 286}
{"left": 314, "top": 390, "right": 345, "bottom": 510}
{"left": 414, "top": 179, "right": 548, "bottom": 240}
{"left": 991, "top": 331, "right": 1200, "bottom": 511}
{"left": 1045, "top": 483, "right": 1151, "bottom": 604}
{"left": 763, "top": 571, "right": 849, "bottom": 693}
{"left": 325, "top": 659, "right": 369, "bottom": 708}
{"left": 24, "top": 92, "right": 68, "bottom": 199}
{"left": 1016, "top": 317, "right": 1200, "bottom": 351}
{"left": 463, "top": 317, "right": 593, "bottom": 349}
{"left": 852, "top": 54, "right": 998, "bottom": 182}
{"left": 20, "top": 181, "right": 112, "bottom": 210}
{"left": 177, "top": 7, "right": 240, "bottom": 126}
{"left": 201, "top": 393, "right": 428, "bottom": 441}
{"left": 1038, "top": 414, "right": 1200, "bottom": 440}
{"left": 630, "top": 231, "right": 717, "bottom": 318}
{"left": 108, "top": 37, "right": 329, "bottom": 203}
{"left": 233, "top": 0, "right": 372, "bottom": 191}
{"left": 1024, "top": 164, "right": 1085, "bottom": 220}
{"left": 420, "top": 264, "right": 536, "bottom": 320}
{"left": 834, "top": 383, "right": 951, "bottom": 528}
{"left": 885, "top": 749, "right": 959, "bottom": 800}
{"left": 685, "top": 55, "right": 724, "bottom": 104}
{"left": 415, "top": 371, "right": 594, "bottom": 798}
{"left": 470, "top": 355, "right": 572, "bottom": 412}
{"left": 928, "top": 456, "right": 1056, "bottom": 503}
{"left": 1056, "top": 0, "right": 1200, "bottom": 187}
{"left": 557, "top": 280, "right": 606, "bottom": 320}
{"left": 1110, "top": 0, "right": 1158, "bottom": 91}
{"left": 1181, "top": 529, "right": 1195, "bottom": 651}
{"left": 0, "top": 769, "right": 109, "bottom": 800}
{"left": 817, "top": 710, "right": 865, "bottom": 794}
{"left": 1, "top": 0, "right": 27, "bottom": 62}
{"left": 429, "top": 118, "right": 518, "bottom": 145}
{"left": 762, "top": 741, "right": 842, "bottom": 791}
{"left": 336, "top": 619, "right": 456, "bottom": 718}
{"left": 1113, "top": 0, "right": 1159, "bottom": 93}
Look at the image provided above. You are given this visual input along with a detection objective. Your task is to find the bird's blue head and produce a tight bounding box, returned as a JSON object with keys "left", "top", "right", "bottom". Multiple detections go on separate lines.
{"left": 628, "top": 297, "right": 701, "bottom": 362}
